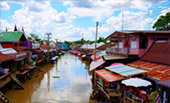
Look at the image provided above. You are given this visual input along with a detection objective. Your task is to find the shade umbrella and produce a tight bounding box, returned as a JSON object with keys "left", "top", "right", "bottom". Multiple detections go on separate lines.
{"left": 110, "top": 63, "right": 124, "bottom": 67}
{"left": 32, "top": 54, "right": 38, "bottom": 58}
{"left": 121, "top": 78, "right": 152, "bottom": 87}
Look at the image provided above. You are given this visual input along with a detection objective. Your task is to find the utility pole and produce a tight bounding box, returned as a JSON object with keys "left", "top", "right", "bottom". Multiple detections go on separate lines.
{"left": 82, "top": 33, "right": 84, "bottom": 39}
{"left": 45, "top": 33, "right": 52, "bottom": 62}
{"left": 94, "top": 22, "right": 98, "bottom": 61}
{"left": 55, "top": 39, "right": 58, "bottom": 50}
{"left": 122, "top": 11, "right": 124, "bottom": 31}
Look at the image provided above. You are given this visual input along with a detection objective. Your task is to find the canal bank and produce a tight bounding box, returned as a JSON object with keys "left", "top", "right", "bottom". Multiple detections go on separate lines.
{"left": 4, "top": 53, "right": 93, "bottom": 103}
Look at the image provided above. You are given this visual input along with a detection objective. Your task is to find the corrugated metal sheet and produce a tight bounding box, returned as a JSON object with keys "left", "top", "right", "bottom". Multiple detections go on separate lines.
{"left": 127, "top": 61, "right": 170, "bottom": 81}
{"left": 0, "top": 48, "right": 17, "bottom": 54}
{"left": 89, "top": 58, "right": 105, "bottom": 71}
{"left": 158, "top": 79, "right": 170, "bottom": 88}
{"left": 105, "top": 64, "right": 147, "bottom": 77}
{"left": 95, "top": 69, "right": 124, "bottom": 82}
{"left": 141, "top": 40, "right": 170, "bottom": 65}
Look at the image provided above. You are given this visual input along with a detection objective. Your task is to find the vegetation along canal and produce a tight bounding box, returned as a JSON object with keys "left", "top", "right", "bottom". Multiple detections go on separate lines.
{"left": 4, "top": 53, "right": 93, "bottom": 103}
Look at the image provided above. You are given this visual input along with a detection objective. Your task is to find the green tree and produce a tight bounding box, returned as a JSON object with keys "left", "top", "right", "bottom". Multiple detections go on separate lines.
{"left": 29, "top": 33, "right": 43, "bottom": 44}
{"left": 152, "top": 12, "right": 170, "bottom": 31}
{"left": 97, "top": 37, "right": 106, "bottom": 43}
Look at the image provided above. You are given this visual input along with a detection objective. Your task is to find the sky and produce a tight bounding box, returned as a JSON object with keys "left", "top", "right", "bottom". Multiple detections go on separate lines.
{"left": 0, "top": 0, "right": 170, "bottom": 42}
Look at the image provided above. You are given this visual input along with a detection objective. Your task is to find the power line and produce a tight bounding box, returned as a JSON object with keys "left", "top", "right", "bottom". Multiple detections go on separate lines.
{"left": 124, "top": 6, "right": 170, "bottom": 24}
{"left": 124, "top": 10, "right": 169, "bottom": 26}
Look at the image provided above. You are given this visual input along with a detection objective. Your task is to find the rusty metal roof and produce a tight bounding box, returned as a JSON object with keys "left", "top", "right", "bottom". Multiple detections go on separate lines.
{"left": 141, "top": 40, "right": 170, "bottom": 65}
{"left": 127, "top": 61, "right": 170, "bottom": 81}
{"left": 95, "top": 69, "right": 125, "bottom": 83}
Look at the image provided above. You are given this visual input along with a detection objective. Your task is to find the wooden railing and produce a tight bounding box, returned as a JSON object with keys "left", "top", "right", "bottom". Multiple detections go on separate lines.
{"left": 106, "top": 47, "right": 128, "bottom": 54}
{"left": 124, "top": 91, "right": 144, "bottom": 103}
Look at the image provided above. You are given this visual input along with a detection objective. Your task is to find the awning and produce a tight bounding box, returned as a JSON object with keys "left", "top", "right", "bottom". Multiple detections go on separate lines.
{"left": 95, "top": 69, "right": 125, "bottom": 83}
{"left": 105, "top": 64, "right": 147, "bottom": 77}
{"left": 121, "top": 78, "right": 151, "bottom": 87}
{"left": 0, "top": 48, "right": 17, "bottom": 54}
{"left": 91, "top": 54, "right": 101, "bottom": 61}
{"left": 90, "top": 58, "right": 105, "bottom": 71}
{"left": 158, "top": 79, "right": 170, "bottom": 89}
{"left": 103, "top": 55, "right": 127, "bottom": 61}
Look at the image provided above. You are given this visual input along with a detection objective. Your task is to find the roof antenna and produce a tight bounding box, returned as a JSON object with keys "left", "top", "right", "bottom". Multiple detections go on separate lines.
{"left": 14, "top": 25, "right": 17, "bottom": 31}
{"left": 22, "top": 27, "right": 25, "bottom": 32}
{"left": 5, "top": 28, "right": 8, "bottom": 32}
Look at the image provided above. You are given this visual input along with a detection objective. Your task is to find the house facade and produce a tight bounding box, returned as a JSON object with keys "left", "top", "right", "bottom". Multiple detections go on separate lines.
{"left": 105, "top": 30, "right": 170, "bottom": 57}
{"left": 0, "top": 32, "right": 28, "bottom": 49}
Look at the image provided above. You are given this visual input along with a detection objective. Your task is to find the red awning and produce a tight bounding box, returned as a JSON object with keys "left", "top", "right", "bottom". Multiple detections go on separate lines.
{"left": 95, "top": 69, "right": 125, "bottom": 83}
{"left": 90, "top": 58, "right": 105, "bottom": 71}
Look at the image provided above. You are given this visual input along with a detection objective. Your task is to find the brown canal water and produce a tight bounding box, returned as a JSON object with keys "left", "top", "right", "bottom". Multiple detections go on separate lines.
{"left": 5, "top": 53, "right": 94, "bottom": 103}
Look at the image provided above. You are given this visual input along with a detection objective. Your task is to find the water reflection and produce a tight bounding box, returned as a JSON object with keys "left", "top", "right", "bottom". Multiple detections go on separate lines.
{"left": 5, "top": 53, "right": 93, "bottom": 103}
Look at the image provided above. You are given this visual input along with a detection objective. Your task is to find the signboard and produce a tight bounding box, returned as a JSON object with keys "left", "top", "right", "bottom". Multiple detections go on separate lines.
{"left": 16, "top": 52, "right": 27, "bottom": 59}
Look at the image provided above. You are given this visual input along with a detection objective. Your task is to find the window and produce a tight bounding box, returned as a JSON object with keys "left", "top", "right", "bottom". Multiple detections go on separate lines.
{"left": 131, "top": 39, "right": 137, "bottom": 48}
{"left": 139, "top": 38, "right": 148, "bottom": 49}
{"left": 118, "top": 40, "right": 122, "bottom": 48}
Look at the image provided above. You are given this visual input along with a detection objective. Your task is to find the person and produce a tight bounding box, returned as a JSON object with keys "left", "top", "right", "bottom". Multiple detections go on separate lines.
{"left": 0, "top": 67, "right": 5, "bottom": 75}
{"left": 148, "top": 89, "right": 161, "bottom": 103}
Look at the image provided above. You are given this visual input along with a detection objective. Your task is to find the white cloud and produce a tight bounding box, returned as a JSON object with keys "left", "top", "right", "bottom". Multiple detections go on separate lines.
{"left": 0, "top": 19, "right": 13, "bottom": 32}
{"left": 65, "top": 0, "right": 161, "bottom": 21}
{"left": 3, "top": 1, "right": 77, "bottom": 41}
{"left": 67, "top": 7, "right": 113, "bottom": 21}
{"left": 1, "top": 0, "right": 166, "bottom": 41}
{"left": 95, "top": 10, "right": 154, "bottom": 38}
{"left": 0, "top": 2, "right": 10, "bottom": 10}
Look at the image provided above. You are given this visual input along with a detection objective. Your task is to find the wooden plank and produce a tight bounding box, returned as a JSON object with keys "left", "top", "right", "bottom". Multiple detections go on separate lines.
{"left": 10, "top": 74, "right": 24, "bottom": 89}
{"left": 97, "top": 84, "right": 110, "bottom": 100}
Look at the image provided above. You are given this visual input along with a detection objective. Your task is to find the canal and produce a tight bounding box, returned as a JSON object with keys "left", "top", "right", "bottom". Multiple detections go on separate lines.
{"left": 5, "top": 53, "right": 93, "bottom": 103}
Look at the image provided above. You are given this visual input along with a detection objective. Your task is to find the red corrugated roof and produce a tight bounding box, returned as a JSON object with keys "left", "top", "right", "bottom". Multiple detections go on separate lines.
{"left": 127, "top": 61, "right": 170, "bottom": 81}
{"left": 141, "top": 40, "right": 170, "bottom": 65}
{"left": 0, "top": 53, "right": 14, "bottom": 62}
{"left": 95, "top": 69, "right": 125, "bottom": 82}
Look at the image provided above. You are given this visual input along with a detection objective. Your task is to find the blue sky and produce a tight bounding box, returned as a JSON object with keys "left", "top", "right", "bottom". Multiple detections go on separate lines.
{"left": 0, "top": 0, "right": 170, "bottom": 41}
